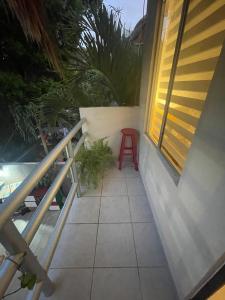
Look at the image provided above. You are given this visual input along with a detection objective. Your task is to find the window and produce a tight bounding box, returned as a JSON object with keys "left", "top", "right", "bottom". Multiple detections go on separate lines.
{"left": 208, "top": 284, "right": 225, "bottom": 300}
{"left": 147, "top": 0, "right": 225, "bottom": 173}
{"left": 191, "top": 263, "right": 225, "bottom": 300}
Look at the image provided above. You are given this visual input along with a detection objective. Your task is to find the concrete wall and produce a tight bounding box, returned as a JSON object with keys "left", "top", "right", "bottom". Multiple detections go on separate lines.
{"left": 138, "top": 1, "right": 225, "bottom": 299}
{"left": 79, "top": 107, "right": 140, "bottom": 156}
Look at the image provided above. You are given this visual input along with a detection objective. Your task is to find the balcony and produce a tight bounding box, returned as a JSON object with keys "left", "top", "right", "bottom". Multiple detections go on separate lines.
{"left": 0, "top": 112, "right": 177, "bottom": 299}
{"left": 3, "top": 166, "right": 177, "bottom": 299}
{"left": 6, "top": 166, "right": 177, "bottom": 299}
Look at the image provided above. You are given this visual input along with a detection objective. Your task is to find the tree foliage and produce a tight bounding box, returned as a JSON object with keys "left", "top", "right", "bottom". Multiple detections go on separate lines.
{"left": 0, "top": 1, "right": 142, "bottom": 161}
{"left": 77, "top": 138, "right": 114, "bottom": 188}
{"left": 67, "top": 4, "right": 142, "bottom": 106}
{"left": 9, "top": 81, "right": 80, "bottom": 144}
{"left": 0, "top": 0, "right": 90, "bottom": 160}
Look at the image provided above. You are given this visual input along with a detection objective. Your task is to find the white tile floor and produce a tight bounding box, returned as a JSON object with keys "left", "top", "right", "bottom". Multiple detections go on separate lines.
{"left": 6, "top": 165, "right": 178, "bottom": 300}
{"left": 40, "top": 165, "right": 178, "bottom": 300}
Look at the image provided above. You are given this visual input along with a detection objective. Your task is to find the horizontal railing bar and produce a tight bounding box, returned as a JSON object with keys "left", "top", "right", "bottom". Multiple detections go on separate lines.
{"left": 22, "top": 158, "right": 73, "bottom": 244}
{"left": 43, "top": 184, "right": 77, "bottom": 270}
{"left": 0, "top": 133, "right": 87, "bottom": 294}
{"left": 0, "top": 118, "right": 85, "bottom": 230}
{"left": 23, "top": 133, "right": 87, "bottom": 244}
{"left": 26, "top": 183, "right": 78, "bottom": 300}
{"left": 0, "top": 220, "right": 54, "bottom": 298}
{"left": 0, "top": 126, "right": 86, "bottom": 298}
{"left": 0, "top": 162, "right": 66, "bottom": 166}
{"left": 0, "top": 132, "right": 87, "bottom": 295}
{"left": 0, "top": 159, "right": 72, "bottom": 297}
{"left": 0, "top": 253, "right": 24, "bottom": 296}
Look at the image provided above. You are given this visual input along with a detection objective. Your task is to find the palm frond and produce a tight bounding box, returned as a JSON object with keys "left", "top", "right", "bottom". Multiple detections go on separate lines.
{"left": 69, "top": 4, "right": 142, "bottom": 105}
{"left": 5, "top": 0, "right": 63, "bottom": 77}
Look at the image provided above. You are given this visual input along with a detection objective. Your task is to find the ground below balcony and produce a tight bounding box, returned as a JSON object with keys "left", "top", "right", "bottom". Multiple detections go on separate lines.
{"left": 9, "top": 163, "right": 178, "bottom": 300}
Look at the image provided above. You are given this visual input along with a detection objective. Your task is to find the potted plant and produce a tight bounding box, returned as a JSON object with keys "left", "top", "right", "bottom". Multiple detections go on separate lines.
{"left": 76, "top": 138, "right": 114, "bottom": 189}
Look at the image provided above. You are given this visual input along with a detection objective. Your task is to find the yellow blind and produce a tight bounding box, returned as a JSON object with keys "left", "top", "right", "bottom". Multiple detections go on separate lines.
{"left": 148, "top": 0, "right": 183, "bottom": 144}
{"left": 161, "top": 0, "right": 225, "bottom": 172}
{"left": 208, "top": 285, "right": 225, "bottom": 300}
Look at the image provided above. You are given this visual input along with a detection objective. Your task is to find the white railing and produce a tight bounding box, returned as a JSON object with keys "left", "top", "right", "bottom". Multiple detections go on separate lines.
{"left": 0, "top": 118, "right": 87, "bottom": 299}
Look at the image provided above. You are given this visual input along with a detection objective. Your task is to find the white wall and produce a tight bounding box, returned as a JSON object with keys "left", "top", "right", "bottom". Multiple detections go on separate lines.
{"left": 139, "top": 1, "right": 225, "bottom": 298}
{"left": 79, "top": 107, "right": 140, "bottom": 156}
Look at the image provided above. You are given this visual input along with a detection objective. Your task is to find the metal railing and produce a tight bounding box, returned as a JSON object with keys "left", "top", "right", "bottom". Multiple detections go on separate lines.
{"left": 0, "top": 118, "right": 87, "bottom": 299}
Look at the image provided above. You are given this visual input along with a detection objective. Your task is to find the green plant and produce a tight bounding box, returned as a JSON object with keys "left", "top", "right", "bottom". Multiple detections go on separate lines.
{"left": 76, "top": 138, "right": 114, "bottom": 188}
{"left": 18, "top": 272, "right": 37, "bottom": 290}
{"left": 2, "top": 255, "right": 37, "bottom": 299}
{"left": 67, "top": 4, "right": 143, "bottom": 106}
{"left": 10, "top": 83, "right": 80, "bottom": 155}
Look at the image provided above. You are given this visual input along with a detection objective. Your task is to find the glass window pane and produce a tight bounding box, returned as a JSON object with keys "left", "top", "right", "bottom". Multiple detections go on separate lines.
{"left": 161, "top": 0, "right": 225, "bottom": 172}
{"left": 148, "top": 0, "right": 184, "bottom": 144}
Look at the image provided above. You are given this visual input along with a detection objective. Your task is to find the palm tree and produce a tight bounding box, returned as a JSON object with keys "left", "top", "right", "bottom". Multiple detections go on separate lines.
{"left": 8, "top": 2, "right": 142, "bottom": 156}
{"left": 68, "top": 4, "right": 143, "bottom": 106}
{"left": 4, "top": 0, "right": 103, "bottom": 77}
{"left": 10, "top": 82, "right": 79, "bottom": 155}
{"left": 5, "top": 0, "right": 62, "bottom": 76}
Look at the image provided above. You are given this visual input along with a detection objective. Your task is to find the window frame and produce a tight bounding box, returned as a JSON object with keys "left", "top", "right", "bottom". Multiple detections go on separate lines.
{"left": 189, "top": 259, "right": 225, "bottom": 300}
{"left": 145, "top": 0, "right": 190, "bottom": 176}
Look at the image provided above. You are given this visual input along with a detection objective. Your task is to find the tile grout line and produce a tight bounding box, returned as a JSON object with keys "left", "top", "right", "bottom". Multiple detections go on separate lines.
{"left": 88, "top": 171, "right": 145, "bottom": 299}
{"left": 49, "top": 265, "right": 167, "bottom": 270}
{"left": 66, "top": 221, "right": 153, "bottom": 224}
{"left": 89, "top": 179, "right": 103, "bottom": 300}
{"left": 125, "top": 175, "right": 129, "bottom": 195}
{"left": 127, "top": 185, "right": 144, "bottom": 300}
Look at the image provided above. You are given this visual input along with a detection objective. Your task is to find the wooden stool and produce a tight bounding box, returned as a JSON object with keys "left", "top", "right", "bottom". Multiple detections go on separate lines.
{"left": 118, "top": 128, "right": 138, "bottom": 170}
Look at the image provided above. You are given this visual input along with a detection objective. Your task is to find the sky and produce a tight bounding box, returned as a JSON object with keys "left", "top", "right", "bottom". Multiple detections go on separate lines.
{"left": 105, "top": 0, "right": 147, "bottom": 30}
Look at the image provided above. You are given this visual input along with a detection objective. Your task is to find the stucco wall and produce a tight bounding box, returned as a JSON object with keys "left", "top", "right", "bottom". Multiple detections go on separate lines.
{"left": 139, "top": 1, "right": 225, "bottom": 298}
{"left": 79, "top": 107, "right": 140, "bottom": 156}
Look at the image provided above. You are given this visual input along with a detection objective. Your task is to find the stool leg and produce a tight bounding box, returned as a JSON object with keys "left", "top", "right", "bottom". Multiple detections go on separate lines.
{"left": 119, "top": 135, "right": 125, "bottom": 170}
{"left": 118, "top": 134, "right": 123, "bottom": 161}
{"left": 131, "top": 135, "right": 138, "bottom": 171}
{"left": 134, "top": 135, "right": 138, "bottom": 171}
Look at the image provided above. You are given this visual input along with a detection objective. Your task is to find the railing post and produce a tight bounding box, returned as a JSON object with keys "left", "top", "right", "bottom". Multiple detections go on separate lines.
{"left": 0, "top": 121, "right": 86, "bottom": 297}
{"left": 0, "top": 221, "right": 54, "bottom": 297}
{"left": 65, "top": 141, "right": 81, "bottom": 197}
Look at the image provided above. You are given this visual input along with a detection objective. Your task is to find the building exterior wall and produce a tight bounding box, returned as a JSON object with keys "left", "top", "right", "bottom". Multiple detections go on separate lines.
{"left": 139, "top": 1, "right": 225, "bottom": 298}
{"left": 80, "top": 107, "right": 140, "bottom": 156}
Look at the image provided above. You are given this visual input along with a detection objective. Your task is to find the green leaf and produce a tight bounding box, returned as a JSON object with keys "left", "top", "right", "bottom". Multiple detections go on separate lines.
{"left": 76, "top": 138, "right": 114, "bottom": 188}
{"left": 67, "top": 4, "right": 142, "bottom": 106}
{"left": 18, "top": 273, "right": 37, "bottom": 290}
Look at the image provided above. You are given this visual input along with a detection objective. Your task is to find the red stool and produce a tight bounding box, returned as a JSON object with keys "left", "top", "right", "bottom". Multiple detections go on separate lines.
{"left": 118, "top": 128, "right": 138, "bottom": 170}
